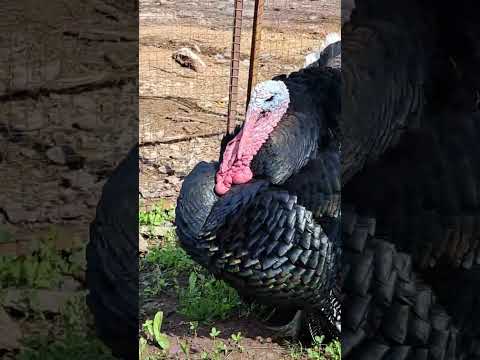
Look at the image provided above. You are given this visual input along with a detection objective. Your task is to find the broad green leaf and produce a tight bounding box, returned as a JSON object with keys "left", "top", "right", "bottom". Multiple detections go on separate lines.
{"left": 156, "top": 333, "right": 170, "bottom": 350}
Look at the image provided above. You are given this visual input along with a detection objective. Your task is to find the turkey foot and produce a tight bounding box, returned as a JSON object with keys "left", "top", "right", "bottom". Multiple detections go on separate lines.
{"left": 264, "top": 310, "right": 304, "bottom": 339}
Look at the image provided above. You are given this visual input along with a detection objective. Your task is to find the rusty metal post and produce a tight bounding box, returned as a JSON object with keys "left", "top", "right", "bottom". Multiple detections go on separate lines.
{"left": 246, "top": 0, "right": 265, "bottom": 108}
{"left": 226, "top": 0, "right": 245, "bottom": 135}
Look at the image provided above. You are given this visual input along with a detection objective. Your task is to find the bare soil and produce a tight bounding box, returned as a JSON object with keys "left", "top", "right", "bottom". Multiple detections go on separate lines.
{"left": 139, "top": 0, "right": 340, "bottom": 358}
{"left": 0, "top": 1, "right": 136, "bottom": 357}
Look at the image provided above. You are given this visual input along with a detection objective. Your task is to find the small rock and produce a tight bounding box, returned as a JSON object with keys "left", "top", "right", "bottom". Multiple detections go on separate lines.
{"left": 222, "top": 50, "right": 231, "bottom": 59}
{"left": 46, "top": 146, "right": 68, "bottom": 165}
{"left": 46, "top": 145, "right": 85, "bottom": 169}
{"left": 164, "top": 165, "right": 175, "bottom": 175}
{"left": 188, "top": 43, "right": 201, "bottom": 54}
{"left": 172, "top": 47, "right": 206, "bottom": 72}
{"left": 0, "top": 307, "right": 22, "bottom": 350}
{"left": 139, "top": 233, "right": 148, "bottom": 253}
{"left": 214, "top": 53, "right": 228, "bottom": 63}
{"left": 61, "top": 170, "right": 96, "bottom": 190}
{"left": 58, "top": 204, "right": 84, "bottom": 220}
{"left": 165, "top": 175, "right": 180, "bottom": 185}
{"left": 60, "top": 276, "right": 82, "bottom": 292}
{"left": 2, "top": 289, "right": 79, "bottom": 314}
{"left": 19, "top": 147, "right": 38, "bottom": 159}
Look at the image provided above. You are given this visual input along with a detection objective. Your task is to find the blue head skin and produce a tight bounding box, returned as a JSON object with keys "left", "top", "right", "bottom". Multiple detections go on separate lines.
{"left": 249, "top": 80, "right": 290, "bottom": 113}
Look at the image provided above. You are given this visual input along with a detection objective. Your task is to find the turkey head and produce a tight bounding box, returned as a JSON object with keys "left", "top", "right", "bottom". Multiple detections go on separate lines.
{"left": 215, "top": 80, "right": 291, "bottom": 195}
{"left": 215, "top": 74, "right": 332, "bottom": 195}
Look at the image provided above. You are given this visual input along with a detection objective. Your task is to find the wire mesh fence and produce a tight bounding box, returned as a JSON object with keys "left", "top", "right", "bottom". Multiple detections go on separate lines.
{"left": 139, "top": 0, "right": 340, "bottom": 144}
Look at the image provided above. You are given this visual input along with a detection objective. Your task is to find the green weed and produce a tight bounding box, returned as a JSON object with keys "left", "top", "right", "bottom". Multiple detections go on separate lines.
{"left": 305, "top": 336, "right": 341, "bottom": 360}
{"left": 199, "top": 327, "right": 228, "bottom": 360}
{"left": 179, "top": 339, "right": 191, "bottom": 359}
{"left": 17, "top": 295, "right": 115, "bottom": 360}
{"left": 178, "top": 271, "right": 242, "bottom": 323}
{"left": 230, "top": 331, "right": 244, "bottom": 352}
{"left": 286, "top": 341, "right": 306, "bottom": 360}
{"left": 0, "top": 229, "right": 84, "bottom": 289}
{"left": 141, "top": 233, "right": 197, "bottom": 297}
{"left": 143, "top": 311, "right": 170, "bottom": 351}
{"left": 139, "top": 202, "right": 175, "bottom": 227}
{"left": 144, "top": 236, "right": 195, "bottom": 274}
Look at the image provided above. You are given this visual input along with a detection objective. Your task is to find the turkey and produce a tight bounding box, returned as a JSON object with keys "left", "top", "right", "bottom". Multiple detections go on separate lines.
{"left": 86, "top": 145, "right": 139, "bottom": 360}
{"left": 177, "top": 0, "right": 432, "bottom": 341}
{"left": 176, "top": 53, "right": 343, "bottom": 339}
{"left": 178, "top": 0, "right": 403, "bottom": 344}
{"left": 178, "top": 0, "right": 479, "bottom": 359}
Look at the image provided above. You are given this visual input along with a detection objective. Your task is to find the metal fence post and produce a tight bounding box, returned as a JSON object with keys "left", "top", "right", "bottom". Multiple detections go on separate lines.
{"left": 226, "top": 0, "right": 244, "bottom": 135}
{"left": 246, "top": 0, "right": 265, "bottom": 108}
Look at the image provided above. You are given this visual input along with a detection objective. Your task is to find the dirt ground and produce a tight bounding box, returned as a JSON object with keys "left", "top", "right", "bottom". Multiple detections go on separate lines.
{"left": 0, "top": 1, "right": 137, "bottom": 357}
{"left": 139, "top": 0, "right": 340, "bottom": 358}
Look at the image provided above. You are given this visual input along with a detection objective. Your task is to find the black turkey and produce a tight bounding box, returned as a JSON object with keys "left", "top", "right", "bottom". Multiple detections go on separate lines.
{"left": 176, "top": 0, "right": 433, "bottom": 345}
{"left": 86, "top": 145, "right": 139, "bottom": 360}
{"left": 176, "top": 53, "right": 343, "bottom": 339}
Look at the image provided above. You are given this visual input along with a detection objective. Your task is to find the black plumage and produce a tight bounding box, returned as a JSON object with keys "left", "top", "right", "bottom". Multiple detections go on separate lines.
{"left": 175, "top": 58, "right": 344, "bottom": 337}
{"left": 86, "top": 145, "right": 139, "bottom": 360}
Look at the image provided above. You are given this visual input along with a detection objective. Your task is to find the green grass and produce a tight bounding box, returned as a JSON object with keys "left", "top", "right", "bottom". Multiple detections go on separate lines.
{"left": 141, "top": 225, "right": 198, "bottom": 297}
{"left": 140, "top": 203, "right": 244, "bottom": 323}
{"left": 143, "top": 231, "right": 194, "bottom": 274}
{"left": 142, "top": 236, "right": 243, "bottom": 323}
{"left": 18, "top": 332, "right": 115, "bottom": 360}
{"left": 286, "top": 337, "right": 341, "bottom": 360}
{"left": 17, "top": 293, "right": 116, "bottom": 359}
{"left": 0, "top": 229, "right": 85, "bottom": 289}
{"left": 139, "top": 201, "right": 175, "bottom": 227}
{"left": 178, "top": 271, "right": 243, "bottom": 323}
{"left": 306, "top": 336, "right": 341, "bottom": 360}
{"left": 0, "top": 228, "right": 115, "bottom": 359}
